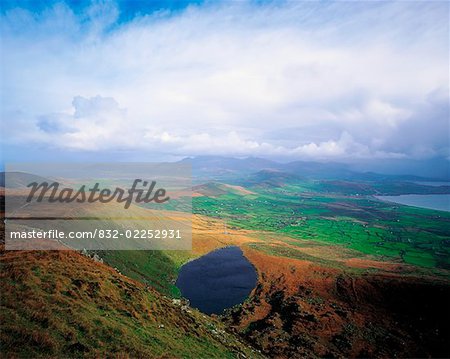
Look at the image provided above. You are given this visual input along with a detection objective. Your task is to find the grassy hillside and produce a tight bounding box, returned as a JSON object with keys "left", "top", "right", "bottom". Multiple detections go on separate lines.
{"left": 97, "top": 250, "right": 191, "bottom": 297}
{"left": 0, "top": 246, "right": 261, "bottom": 358}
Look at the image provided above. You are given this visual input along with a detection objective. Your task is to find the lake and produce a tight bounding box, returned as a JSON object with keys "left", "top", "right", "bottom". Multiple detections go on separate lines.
{"left": 376, "top": 194, "right": 450, "bottom": 212}
{"left": 175, "top": 246, "right": 257, "bottom": 315}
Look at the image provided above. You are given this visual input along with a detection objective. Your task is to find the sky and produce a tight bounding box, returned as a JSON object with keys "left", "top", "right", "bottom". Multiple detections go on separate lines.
{"left": 0, "top": 0, "right": 449, "bottom": 175}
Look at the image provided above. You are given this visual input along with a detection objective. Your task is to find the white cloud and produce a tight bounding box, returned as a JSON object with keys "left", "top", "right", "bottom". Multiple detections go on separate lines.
{"left": 1, "top": 1, "right": 448, "bottom": 162}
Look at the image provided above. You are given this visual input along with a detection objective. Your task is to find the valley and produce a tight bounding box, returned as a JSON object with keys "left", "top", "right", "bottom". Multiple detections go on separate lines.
{"left": 98, "top": 176, "right": 450, "bottom": 358}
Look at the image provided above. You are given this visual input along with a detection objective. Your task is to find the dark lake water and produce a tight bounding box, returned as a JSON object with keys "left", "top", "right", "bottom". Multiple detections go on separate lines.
{"left": 376, "top": 194, "right": 450, "bottom": 212}
{"left": 175, "top": 246, "right": 257, "bottom": 315}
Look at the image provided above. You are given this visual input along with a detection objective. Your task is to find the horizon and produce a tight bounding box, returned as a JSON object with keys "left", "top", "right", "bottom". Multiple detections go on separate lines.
{"left": 1, "top": 154, "right": 449, "bottom": 180}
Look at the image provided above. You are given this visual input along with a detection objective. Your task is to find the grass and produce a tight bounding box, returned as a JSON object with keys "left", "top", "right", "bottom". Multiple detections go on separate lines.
{"left": 0, "top": 247, "right": 262, "bottom": 358}
{"left": 97, "top": 249, "right": 194, "bottom": 297}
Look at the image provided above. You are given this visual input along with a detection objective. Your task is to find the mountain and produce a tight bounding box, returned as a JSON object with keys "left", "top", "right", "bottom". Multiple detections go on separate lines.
{"left": 181, "top": 156, "right": 281, "bottom": 181}
{"left": 181, "top": 156, "right": 443, "bottom": 182}
{"left": 239, "top": 169, "right": 304, "bottom": 187}
{"left": 282, "top": 160, "right": 354, "bottom": 179}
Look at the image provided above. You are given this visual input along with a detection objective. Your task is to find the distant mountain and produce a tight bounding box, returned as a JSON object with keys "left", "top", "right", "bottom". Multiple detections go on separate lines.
{"left": 351, "top": 157, "right": 450, "bottom": 179}
{"left": 239, "top": 169, "right": 304, "bottom": 188}
{"left": 281, "top": 160, "right": 354, "bottom": 179}
{"left": 181, "top": 156, "right": 441, "bottom": 182}
{"left": 181, "top": 156, "right": 281, "bottom": 181}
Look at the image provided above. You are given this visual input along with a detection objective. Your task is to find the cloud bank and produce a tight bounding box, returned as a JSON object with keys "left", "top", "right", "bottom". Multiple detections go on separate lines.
{"left": 1, "top": 1, "right": 449, "bottom": 163}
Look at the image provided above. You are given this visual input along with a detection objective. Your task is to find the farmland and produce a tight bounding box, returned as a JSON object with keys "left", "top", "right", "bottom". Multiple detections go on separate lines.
{"left": 193, "top": 181, "right": 450, "bottom": 271}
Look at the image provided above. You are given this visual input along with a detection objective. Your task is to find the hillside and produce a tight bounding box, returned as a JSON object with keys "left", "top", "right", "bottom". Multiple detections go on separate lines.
{"left": 192, "top": 182, "right": 255, "bottom": 197}
{"left": 239, "top": 169, "right": 304, "bottom": 188}
{"left": 227, "top": 245, "right": 450, "bottom": 358}
{"left": 0, "top": 243, "right": 261, "bottom": 358}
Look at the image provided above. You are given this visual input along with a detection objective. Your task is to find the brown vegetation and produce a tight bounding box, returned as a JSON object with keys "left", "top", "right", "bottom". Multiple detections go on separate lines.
{"left": 225, "top": 247, "right": 450, "bottom": 358}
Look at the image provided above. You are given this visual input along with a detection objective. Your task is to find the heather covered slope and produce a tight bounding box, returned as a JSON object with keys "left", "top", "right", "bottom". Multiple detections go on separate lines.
{"left": 226, "top": 246, "right": 450, "bottom": 358}
{"left": 0, "top": 246, "right": 261, "bottom": 358}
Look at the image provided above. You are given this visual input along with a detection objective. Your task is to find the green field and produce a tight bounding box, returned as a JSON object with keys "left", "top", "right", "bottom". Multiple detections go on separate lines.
{"left": 193, "top": 182, "right": 450, "bottom": 270}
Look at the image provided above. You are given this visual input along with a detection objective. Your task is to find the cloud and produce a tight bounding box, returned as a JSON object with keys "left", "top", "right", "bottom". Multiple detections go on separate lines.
{"left": 1, "top": 1, "right": 448, "bottom": 162}
{"left": 18, "top": 95, "right": 405, "bottom": 162}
